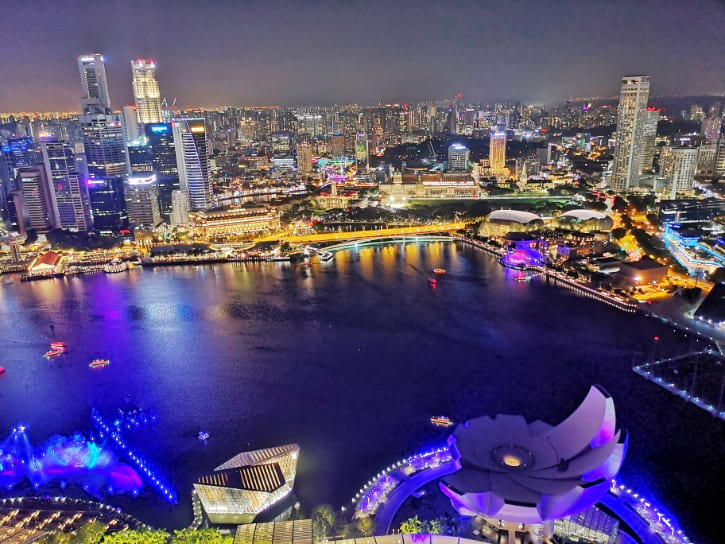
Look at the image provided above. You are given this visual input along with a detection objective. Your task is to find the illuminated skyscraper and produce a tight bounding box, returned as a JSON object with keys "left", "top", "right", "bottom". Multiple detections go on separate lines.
{"left": 81, "top": 113, "right": 129, "bottom": 232}
{"left": 296, "top": 141, "right": 312, "bottom": 175}
{"left": 355, "top": 132, "right": 369, "bottom": 169}
{"left": 125, "top": 174, "right": 162, "bottom": 228}
{"left": 448, "top": 143, "right": 470, "bottom": 171}
{"left": 489, "top": 129, "right": 507, "bottom": 174}
{"left": 17, "top": 166, "right": 54, "bottom": 232}
{"left": 122, "top": 105, "right": 140, "bottom": 141}
{"left": 145, "top": 123, "right": 179, "bottom": 221}
{"left": 77, "top": 53, "right": 111, "bottom": 113}
{"left": 40, "top": 140, "right": 93, "bottom": 231}
{"left": 610, "top": 75, "right": 650, "bottom": 191}
{"left": 170, "top": 189, "right": 190, "bottom": 226}
{"left": 131, "top": 59, "right": 163, "bottom": 124}
{"left": 173, "top": 118, "right": 211, "bottom": 211}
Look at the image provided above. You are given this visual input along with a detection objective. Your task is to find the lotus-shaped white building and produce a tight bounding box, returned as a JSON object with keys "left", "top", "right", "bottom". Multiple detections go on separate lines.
{"left": 440, "top": 385, "right": 627, "bottom": 525}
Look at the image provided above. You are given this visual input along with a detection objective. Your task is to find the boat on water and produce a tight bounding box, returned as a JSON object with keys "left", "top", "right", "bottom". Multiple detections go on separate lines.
{"left": 433, "top": 268, "right": 447, "bottom": 274}
{"left": 0, "top": 367, "right": 5, "bottom": 375}
{"left": 198, "top": 431, "right": 210, "bottom": 441}
{"left": 44, "top": 350, "right": 63, "bottom": 359}
{"left": 89, "top": 359, "right": 110, "bottom": 368}
{"left": 50, "top": 341, "right": 66, "bottom": 350}
{"left": 104, "top": 259, "right": 129, "bottom": 273}
{"left": 431, "top": 415, "right": 454, "bottom": 427}
{"left": 428, "top": 278, "right": 438, "bottom": 286}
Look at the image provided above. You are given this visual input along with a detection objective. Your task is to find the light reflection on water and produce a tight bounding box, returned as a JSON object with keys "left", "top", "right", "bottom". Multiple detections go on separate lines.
{"left": 0, "top": 242, "right": 718, "bottom": 541}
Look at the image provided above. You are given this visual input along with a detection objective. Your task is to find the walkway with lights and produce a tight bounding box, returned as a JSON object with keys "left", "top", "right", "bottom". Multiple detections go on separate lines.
{"left": 255, "top": 223, "right": 466, "bottom": 244}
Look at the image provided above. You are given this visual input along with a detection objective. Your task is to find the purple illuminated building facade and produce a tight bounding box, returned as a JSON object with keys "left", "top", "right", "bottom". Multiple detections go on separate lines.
{"left": 440, "top": 385, "right": 627, "bottom": 541}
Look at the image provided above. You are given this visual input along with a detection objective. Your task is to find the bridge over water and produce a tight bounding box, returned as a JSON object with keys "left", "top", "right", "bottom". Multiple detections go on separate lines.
{"left": 255, "top": 222, "right": 466, "bottom": 244}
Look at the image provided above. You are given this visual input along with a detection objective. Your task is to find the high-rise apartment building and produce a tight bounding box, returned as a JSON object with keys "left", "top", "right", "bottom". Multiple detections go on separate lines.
{"left": 641, "top": 108, "right": 660, "bottom": 174}
{"left": 489, "top": 129, "right": 507, "bottom": 174}
{"left": 172, "top": 118, "right": 211, "bottom": 211}
{"left": 41, "top": 140, "right": 93, "bottom": 231}
{"left": 660, "top": 146, "right": 698, "bottom": 199}
{"left": 296, "top": 141, "right": 313, "bottom": 175}
{"left": 125, "top": 174, "right": 162, "bottom": 229}
{"left": 81, "top": 113, "right": 129, "bottom": 232}
{"left": 131, "top": 59, "right": 163, "bottom": 124}
{"left": 77, "top": 53, "right": 111, "bottom": 113}
{"left": 330, "top": 133, "right": 345, "bottom": 157}
{"left": 448, "top": 143, "right": 470, "bottom": 171}
{"left": 610, "top": 75, "right": 650, "bottom": 191}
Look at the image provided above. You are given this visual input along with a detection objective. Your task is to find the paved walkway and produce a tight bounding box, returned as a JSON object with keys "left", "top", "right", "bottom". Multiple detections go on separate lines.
{"left": 374, "top": 462, "right": 458, "bottom": 535}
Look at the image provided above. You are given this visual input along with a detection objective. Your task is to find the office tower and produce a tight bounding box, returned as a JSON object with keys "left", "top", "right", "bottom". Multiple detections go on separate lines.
{"left": 77, "top": 53, "right": 111, "bottom": 114}
{"left": 172, "top": 118, "right": 211, "bottom": 211}
{"left": 40, "top": 140, "right": 93, "bottom": 231}
{"left": 145, "top": 123, "right": 179, "bottom": 220}
{"left": 702, "top": 103, "right": 722, "bottom": 142}
{"left": 689, "top": 104, "right": 705, "bottom": 121}
{"left": 125, "top": 174, "right": 162, "bottom": 229}
{"left": 122, "top": 105, "right": 140, "bottom": 141}
{"left": 1, "top": 137, "right": 37, "bottom": 220}
{"left": 296, "top": 141, "right": 312, "bottom": 175}
{"left": 131, "top": 59, "right": 162, "bottom": 124}
{"left": 170, "top": 189, "right": 190, "bottom": 226}
{"left": 17, "top": 166, "right": 53, "bottom": 232}
{"left": 127, "top": 135, "right": 153, "bottom": 174}
{"left": 355, "top": 132, "right": 369, "bottom": 169}
{"left": 660, "top": 146, "right": 698, "bottom": 199}
{"left": 447, "top": 143, "right": 470, "bottom": 171}
{"left": 610, "top": 75, "right": 651, "bottom": 191}
{"left": 81, "top": 113, "right": 129, "bottom": 232}
{"left": 641, "top": 108, "right": 660, "bottom": 174}
{"left": 331, "top": 133, "right": 345, "bottom": 157}
{"left": 489, "top": 129, "right": 507, "bottom": 174}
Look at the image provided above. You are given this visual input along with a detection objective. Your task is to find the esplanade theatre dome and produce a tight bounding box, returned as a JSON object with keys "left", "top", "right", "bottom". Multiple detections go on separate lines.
{"left": 478, "top": 210, "right": 544, "bottom": 236}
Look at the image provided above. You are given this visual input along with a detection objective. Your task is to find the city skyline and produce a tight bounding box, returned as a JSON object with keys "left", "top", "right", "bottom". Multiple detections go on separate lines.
{"left": 1, "top": 0, "right": 724, "bottom": 112}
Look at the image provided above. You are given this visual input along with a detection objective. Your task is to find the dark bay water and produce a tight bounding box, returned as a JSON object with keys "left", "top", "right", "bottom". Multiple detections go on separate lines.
{"left": 0, "top": 241, "right": 721, "bottom": 542}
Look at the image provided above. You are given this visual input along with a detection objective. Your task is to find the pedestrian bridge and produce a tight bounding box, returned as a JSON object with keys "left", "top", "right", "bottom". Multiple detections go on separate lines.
{"left": 255, "top": 222, "right": 465, "bottom": 244}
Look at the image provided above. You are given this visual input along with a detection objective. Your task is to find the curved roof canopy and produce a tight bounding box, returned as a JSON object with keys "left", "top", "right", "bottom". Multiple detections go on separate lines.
{"left": 440, "top": 385, "right": 627, "bottom": 524}
{"left": 487, "top": 210, "right": 542, "bottom": 224}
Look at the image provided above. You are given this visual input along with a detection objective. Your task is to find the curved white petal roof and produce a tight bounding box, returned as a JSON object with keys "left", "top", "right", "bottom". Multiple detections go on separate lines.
{"left": 440, "top": 385, "right": 627, "bottom": 524}
{"left": 559, "top": 209, "right": 609, "bottom": 221}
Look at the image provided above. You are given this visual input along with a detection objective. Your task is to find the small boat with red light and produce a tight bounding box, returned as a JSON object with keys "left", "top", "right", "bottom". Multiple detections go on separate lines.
{"left": 44, "top": 350, "right": 63, "bottom": 359}
{"left": 428, "top": 278, "right": 438, "bottom": 286}
{"left": 433, "top": 268, "right": 446, "bottom": 274}
{"left": 430, "top": 415, "right": 454, "bottom": 427}
{"left": 0, "top": 367, "right": 5, "bottom": 375}
{"left": 89, "top": 359, "right": 110, "bottom": 368}
{"left": 50, "top": 341, "right": 66, "bottom": 351}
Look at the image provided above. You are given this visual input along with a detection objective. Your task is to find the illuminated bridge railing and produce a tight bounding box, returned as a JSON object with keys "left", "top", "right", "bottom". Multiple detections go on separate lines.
{"left": 262, "top": 223, "right": 466, "bottom": 244}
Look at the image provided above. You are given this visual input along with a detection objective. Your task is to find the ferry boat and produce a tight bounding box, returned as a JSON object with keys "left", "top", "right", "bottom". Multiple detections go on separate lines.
{"left": 50, "top": 341, "right": 66, "bottom": 351}
{"left": 89, "top": 359, "right": 110, "bottom": 368}
{"left": 430, "top": 415, "right": 454, "bottom": 427}
{"left": 198, "top": 431, "right": 210, "bottom": 441}
{"left": 103, "top": 259, "right": 129, "bottom": 274}
{"left": 44, "top": 350, "right": 63, "bottom": 359}
{"left": 433, "top": 268, "right": 447, "bottom": 274}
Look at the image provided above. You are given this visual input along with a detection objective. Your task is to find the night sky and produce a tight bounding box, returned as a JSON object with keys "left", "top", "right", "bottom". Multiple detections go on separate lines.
{"left": 1, "top": 0, "right": 724, "bottom": 111}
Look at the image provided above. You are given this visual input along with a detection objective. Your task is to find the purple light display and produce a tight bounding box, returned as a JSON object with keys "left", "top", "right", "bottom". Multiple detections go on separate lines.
{"left": 0, "top": 424, "right": 142, "bottom": 497}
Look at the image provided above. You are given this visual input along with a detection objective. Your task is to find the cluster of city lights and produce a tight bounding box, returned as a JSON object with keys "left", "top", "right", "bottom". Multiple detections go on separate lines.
{"left": 90, "top": 409, "right": 177, "bottom": 503}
